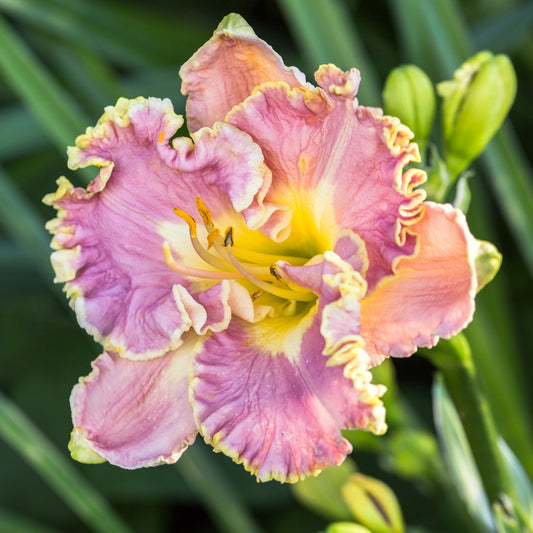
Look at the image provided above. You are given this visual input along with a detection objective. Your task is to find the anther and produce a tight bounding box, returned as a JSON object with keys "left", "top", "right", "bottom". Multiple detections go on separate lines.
{"left": 224, "top": 227, "right": 234, "bottom": 247}
{"left": 173, "top": 208, "right": 197, "bottom": 238}
{"left": 270, "top": 266, "right": 282, "bottom": 280}
{"left": 207, "top": 228, "right": 220, "bottom": 249}
{"left": 196, "top": 197, "right": 213, "bottom": 227}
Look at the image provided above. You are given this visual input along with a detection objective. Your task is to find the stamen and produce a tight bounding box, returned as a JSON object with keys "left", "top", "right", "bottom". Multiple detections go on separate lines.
{"left": 173, "top": 208, "right": 197, "bottom": 238}
{"left": 270, "top": 266, "right": 282, "bottom": 280}
{"left": 207, "top": 228, "right": 220, "bottom": 249}
{"left": 172, "top": 210, "right": 273, "bottom": 280}
{"left": 196, "top": 197, "right": 214, "bottom": 228}
{"left": 232, "top": 247, "right": 308, "bottom": 266}
{"left": 218, "top": 231, "right": 316, "bottom": 302}
{"left": 269, "top": 264, "right": 312, "bottom": 295}
{"left": 174, "top": 208, "right": 232, "bottom": 271}
{"left": 224, "top": 227, "right": 234, "bottom": 247}
{"left": 170, "top": 200, "right": 317, "bottom": 303}
{"left": 163, "top": 242, "right": 243, "bottom": 280}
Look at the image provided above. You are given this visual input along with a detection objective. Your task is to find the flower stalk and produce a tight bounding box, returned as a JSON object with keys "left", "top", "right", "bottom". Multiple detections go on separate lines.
{"left": 421, "top": 334, "right": 512, "bottom": 505}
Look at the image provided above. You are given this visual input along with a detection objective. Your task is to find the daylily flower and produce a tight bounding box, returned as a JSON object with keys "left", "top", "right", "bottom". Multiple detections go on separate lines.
{"left": 44, "top": 14, "right": 488, "bottom": 482}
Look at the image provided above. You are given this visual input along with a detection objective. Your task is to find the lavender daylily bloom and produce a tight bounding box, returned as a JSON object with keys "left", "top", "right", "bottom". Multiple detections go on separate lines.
{"left": 45, "top": 14, "right": 487, "bottom": 482}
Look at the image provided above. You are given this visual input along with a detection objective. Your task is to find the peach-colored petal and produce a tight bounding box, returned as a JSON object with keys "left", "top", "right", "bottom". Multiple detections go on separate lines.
{"left": 360, "top": 202, "right": 478, "bottom": 365}
{"left": 180, "top": 13, "right": 309, "bottom": 132}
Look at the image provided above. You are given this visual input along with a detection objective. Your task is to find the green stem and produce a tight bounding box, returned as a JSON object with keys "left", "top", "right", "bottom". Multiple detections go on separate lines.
{"left": 422, "top": 334, "right": 511, "bottom": 504}
{"left": 0, "top": 390, "right": 132, "bottom": 533}
{"left": 176, "top": 443, "right": 263, "bottom": 533}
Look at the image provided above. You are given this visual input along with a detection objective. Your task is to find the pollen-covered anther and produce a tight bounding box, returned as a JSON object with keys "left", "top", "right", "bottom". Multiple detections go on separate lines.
{"left": 207, "top": 228, "right": 220, "bottom": 249}
{"left": 269, "top": 265, "right": 282, "bottom": 280}
{"left": 173, "top": 207, "right": 197, "bottom": 238}
{"left": 196, "top": 197, "right": 214, "bottom": 228}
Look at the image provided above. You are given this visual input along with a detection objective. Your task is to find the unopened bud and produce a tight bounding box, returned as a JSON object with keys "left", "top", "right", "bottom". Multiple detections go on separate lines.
{"left": 383, "top": 65, "right": 435, "bottom": 154}
{"left": 438, "top": 51, "right": 516, "bottom": 178}
{"left": 474, "top": 240, "right": 502, "bottom": 292}
{"left": 342, "top": 474, "right": 404, "bottom": 533}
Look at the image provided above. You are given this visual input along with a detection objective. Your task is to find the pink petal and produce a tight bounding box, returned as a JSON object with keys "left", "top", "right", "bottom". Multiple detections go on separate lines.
{"left": 278, "top": 229, "right": 369, "bottom": 294}
{"left": 44, "top": 97, "right": 271, "bottom": 359}
{"left": 190, "top": 315, "right": 385, "bottom": 482}
{"left": 280, "top": 245, "right": 371, "bottom": 372}
{"left": 360, "top": 202, "right": 478, "bottom": 364}
{"left": 180, "top": 13, "right": 308, "bottom": 132}
{"left": 314, "top": 63, "right": 361, "bottom": 100}
{"left": 70, "top": 339, "right": 197, "bottom": 468}
{"left": 226, "top": 70, "right": 426, "bottom": 287}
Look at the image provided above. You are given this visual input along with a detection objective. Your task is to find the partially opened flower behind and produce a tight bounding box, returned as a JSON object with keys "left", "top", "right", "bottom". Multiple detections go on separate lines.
{"left": 44, "top": 14, "right": 489, "bottom": 482}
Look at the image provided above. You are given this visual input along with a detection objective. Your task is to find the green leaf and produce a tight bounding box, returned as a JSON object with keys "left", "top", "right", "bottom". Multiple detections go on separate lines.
{"left": 0, "top": 106, "right": 49, "bottom": 161}
{"left": 0, "top": 13, "right": 89, "bottom": 149}
{"left": 432, "top": 374, "right": 495, "bottom": 532}
{"left": 472, "top": 2, "right": 533, "bottom": 54}
{"left": 276, "top": 0, "right": 380, "bottom": 105}
{"left": 0, "top": 166, "right": 56, "bottom": 289}
{"left": 0, "top": 508, "right": 61, "bottom": 533}
{"left": 176, "top": 442, "right": 264, "bottom": 533}
{"left": 480, "top": 127, "right": 533, "bottom": 279}
{"left": 498, "top": 438, "right": 533, "bottom": 528}
{"left": 323, "top": 523, "right": 372, "bottom": 533}
{"left": 27, "top": 32, "right": 125, "bottom": 115}
{"left": 0, "top": 0, "right": 202, "bottom": 68}
{"left": 0, "top": 390, "right": 133, "bottom": 533}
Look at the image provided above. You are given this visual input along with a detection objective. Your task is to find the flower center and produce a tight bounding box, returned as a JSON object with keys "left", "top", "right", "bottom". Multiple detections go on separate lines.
{"left": 164, "top": 198, "right": 316, "bottom": 303}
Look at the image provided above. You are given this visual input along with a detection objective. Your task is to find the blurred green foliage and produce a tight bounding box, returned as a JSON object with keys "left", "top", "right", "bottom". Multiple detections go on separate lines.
{"left": 0, "top": 0, "right": 532, "bottom": 531}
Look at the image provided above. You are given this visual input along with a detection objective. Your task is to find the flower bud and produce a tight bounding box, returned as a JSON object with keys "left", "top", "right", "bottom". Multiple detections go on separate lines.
{"left": 292, "top": 460, "right": 356, "bottom": 521}
{"left": 341, "top": 474, "right": 404, "bottom": 533}
{"left": 383, "top": 65, "right": 435, "bottom": 154}
{"left": 474, "top": 240, "right": 502, "bottom": 292}
{"left": 438, "top": 51, "right": 516, "bottom": 179}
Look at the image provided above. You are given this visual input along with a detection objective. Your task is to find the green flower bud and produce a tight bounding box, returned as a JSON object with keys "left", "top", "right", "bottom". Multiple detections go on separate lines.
{"left": 292, "top": 460, "right": 356, "bottom": 521}
{"left": 438, "top": 51, "right": 516, "bottom": 179}
{"left": 474, "top": 240, "right": 502, "bottom": 292}
{"left": 341, "top": 474, "right": 404, "bottom": 533}
{"left": 382, "top": 65, "right": 435, "bottom": 154}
